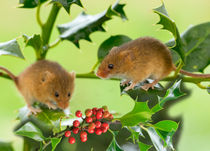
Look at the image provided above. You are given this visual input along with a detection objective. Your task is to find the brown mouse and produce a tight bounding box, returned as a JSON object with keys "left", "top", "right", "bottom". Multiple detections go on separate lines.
{"left": 0, "top": 60, "right": 75, "bottom": 114}
{"left": 96, "top": 37, "right": 210, "bottom": 91}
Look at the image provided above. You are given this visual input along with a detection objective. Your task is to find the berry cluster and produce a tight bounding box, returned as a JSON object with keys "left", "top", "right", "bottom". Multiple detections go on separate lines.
{"left": 64, "top": 106, "right": 113, "bottom": 144}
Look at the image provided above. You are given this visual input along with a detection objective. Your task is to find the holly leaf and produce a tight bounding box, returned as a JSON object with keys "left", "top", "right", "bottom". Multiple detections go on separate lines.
{"left": 138, "top": 141, "right": 152, "bottom": 151}
{"left": 107, "top": 131, "right": 123, "bottom": 151}
{"left": 167, "top": 22, "right": 210, "bottom": 72}
{"left": 23, "top": 34, "right": 43, "bottom": 52}
{"left": 153, "top": 3, "right": 185, "bottom": 62}
{"left": 52, "top": 0, "right": 83, "bottom": 13}
{"left": 57, "top": 1, "right": 127, "bottom": 47}
{"left": 0, "top": 39, "right": 24, "bottom": 59}
{"left": 151, "top": 80, "right": 185, "bottom": 113}
{"left": 0, "top": 141, "right": 14, "bottom": 151}
{"left": 154, "top": 120, "right": 178, "bottom": 132}
{"left": 119, "top": 102, "right": 152, "bottom": 127}
{"left": 15, "top": 122, "right": 46, "bottom": 141}
{"left": 19, "top": 0, "right": 48, "bottom": 8}
{"left": 51, "top": 137, "right": 62, "bottom": 151}
{"left": 98, "top": 35, "right": 132, "bottom": 61}
{"left": 207, "top": 86, "right": 210, "bottom": 94}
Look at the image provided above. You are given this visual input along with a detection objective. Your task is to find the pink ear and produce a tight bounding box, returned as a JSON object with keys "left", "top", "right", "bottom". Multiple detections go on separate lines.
{"left": 41, "top": 71, "right": 55, "bottom": 82}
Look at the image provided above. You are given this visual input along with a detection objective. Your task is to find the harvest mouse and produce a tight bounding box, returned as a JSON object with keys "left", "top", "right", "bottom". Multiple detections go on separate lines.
{"left": 96, "top": 37, "right": 210, "bottom": 91}
{"left": 0, "top": 60, "right": 75, "bottom": 114}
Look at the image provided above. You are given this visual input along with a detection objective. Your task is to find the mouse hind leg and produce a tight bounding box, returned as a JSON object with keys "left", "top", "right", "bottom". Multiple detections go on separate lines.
{"left": 141, "top": 79, "right": 160, "bottom": 91}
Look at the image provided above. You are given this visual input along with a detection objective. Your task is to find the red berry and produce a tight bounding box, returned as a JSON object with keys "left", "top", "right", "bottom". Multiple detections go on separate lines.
{"left": 85, "top": 109, "right": 93, "bottom": 117}
{"left": 101, "top": 127, "right": 108, "bottom": 133}
{"left": 103, "top": 111, "right": 110, "bottom": 118}
{"left": 72, "top": 127, "right": 80, "bottom": 134}
{"left": 102, "top": 122, "right": 109, "bottom": 129}
{"left": 88, "top": 129, "right": 94, "bottom": 134}
{"left": 64, "top": 130, "right": 71, "bottom": 137}
{"left": 68, "top": 137, "right": 76, "bottom": 144}
{"left": 92, "top": 116, "right": 96, "bottom": 121}
{"left": 80, "top": 136, "right": 87, "bottom": 142}
{"left": 95, "top": 121, "right": 101, "bottom": 128}
{"left": 96, "top": 111, "right": 103, "bottom": 119}
{"left": 85, "top": 117, "right": 93, "bottom": 123}
{"left": 92, "top": 108, "right": 97, "bottom": 115}
{"left": 95, "top": 128, "right": 102, "bottom": 135}
{"left": 108, "top": 114, "right": 114, "bottom": 120}
{"left": 73, "top": 120, "right": 80, "bottom": 127}
{"left": 80, "top": 131, "right": 87, "bottom": 138}
{"left": 88, "top": 123, "right": 96, "bottom": 130}
{"left": 98, "top": 108, "right": 104, "bottom": 113}
{"left": 75, "top": 110, "right": 82, "bottom": 117}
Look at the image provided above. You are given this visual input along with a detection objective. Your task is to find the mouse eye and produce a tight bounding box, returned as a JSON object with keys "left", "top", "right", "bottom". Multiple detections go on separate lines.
{"left": 55, "top": 92, "right": 59, "bottom": 98}
{"left": 108, "top": 64, "right": 114, "bottom": 69}
{"left": 68, "top": 92, "right": 71, "bottom": 97}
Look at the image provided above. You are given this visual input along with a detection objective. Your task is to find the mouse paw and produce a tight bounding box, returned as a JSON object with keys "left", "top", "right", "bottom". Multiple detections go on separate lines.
{"left": 46, "top": 101, "right": 57, "bottom": 110}
{"left": 124, "top": 82, "right": 137, "bottom": 91}
{"left": 120, "top": 80, "right": 131, "bottom": 86}
{"left": 141, "top": 79, "right": 159, "bottom": 91}
{"left": 28, "top": 106, "right": 42, "bottom": 115}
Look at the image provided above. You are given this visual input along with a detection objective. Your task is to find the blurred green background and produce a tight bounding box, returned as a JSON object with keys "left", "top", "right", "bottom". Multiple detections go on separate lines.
{"left": 0, "top": 0, "right": 209, "bottom": 150}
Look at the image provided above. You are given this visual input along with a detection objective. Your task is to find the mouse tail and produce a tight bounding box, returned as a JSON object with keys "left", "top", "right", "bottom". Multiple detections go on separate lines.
{"left": 0, "top": 66, "right": 18, "bottom": 84}
{"left": 172, "top": 65, "right": 210, "bottom": 78}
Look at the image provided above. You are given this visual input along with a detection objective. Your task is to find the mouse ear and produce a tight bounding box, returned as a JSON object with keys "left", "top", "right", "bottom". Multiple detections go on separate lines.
{"left": 109, "top": 46, "right": 118, "bottom": 54}
{"left": 69, "top": 71, "right": 76, "bottom": 80}
{"left": 41, "top": 71, "right": 54, "bottom": 83}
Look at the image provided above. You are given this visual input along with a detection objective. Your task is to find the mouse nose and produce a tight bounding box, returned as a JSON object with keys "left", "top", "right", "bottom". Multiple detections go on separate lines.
{"left": 96, "top": 70, "right": 108, "bottom": 78}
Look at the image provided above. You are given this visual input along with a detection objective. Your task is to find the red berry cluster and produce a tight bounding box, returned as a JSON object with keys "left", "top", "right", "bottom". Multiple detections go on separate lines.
{"left": 64, "top": 106, "right": 113, "bottom": 144}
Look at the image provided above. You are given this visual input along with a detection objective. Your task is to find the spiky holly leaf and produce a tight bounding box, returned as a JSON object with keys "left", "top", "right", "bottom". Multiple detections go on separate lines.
{"left": 0, "top": 39, "right": 24, "bottom": 59}
{"left": 98, "top": 35, "right": 132, "bottom": 61}
{"left": 23, "top": 34, "right": 43, "bottom": 51}
{"left": 57, "top": 1, "right": 127, "bottom": 48}
{"left": 19, "top": 0, "right": 48, "bottom": 8}
{"left": 119, "top": 102, "right": 152, "bottom": 127}
{"left": 167, "top": 22, "right": 210, "bottom": 72}
{"left": 153, "top": 3, "right": 185, "bottom": 62}
{"left": 151, "top": 80, "right": 185, "bottom": 113}
{"left": 52, "top": 0, "right": 83, "bottom": 13}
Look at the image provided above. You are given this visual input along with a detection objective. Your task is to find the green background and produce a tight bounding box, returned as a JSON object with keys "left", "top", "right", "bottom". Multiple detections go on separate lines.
{"left": 0, "top": 0, "right": 209, "bottom": 150}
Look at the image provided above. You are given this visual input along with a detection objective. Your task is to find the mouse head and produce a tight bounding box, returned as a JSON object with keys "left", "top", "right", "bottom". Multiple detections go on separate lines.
{"left": 41, "top": 71, "right": 75, "bottom": 109}
{"left": 96, "top": 47, "right": 133, "bottom": 79}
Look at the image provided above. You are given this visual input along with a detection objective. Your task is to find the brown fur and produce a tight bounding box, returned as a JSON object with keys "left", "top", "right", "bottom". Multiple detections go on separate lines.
{"left": 0, "top": 60, "right": 75, "bottom": 114}
{"left": 97, "top": 37, "right": 210, "bottom": 91}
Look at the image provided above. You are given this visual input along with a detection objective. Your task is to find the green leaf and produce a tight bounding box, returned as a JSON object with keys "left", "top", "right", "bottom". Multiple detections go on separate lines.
{"left": 98, "top": 35, "right": 132, "bottom": 61}
{"left": 0, "top": 141, "right": 14, "bottom": 151}
{"left": 121, "top": 80, "right": 165, "bottom": 103}
{"left": 52, "top": 0, "right": 83, "bottom": 13}
{"left": 19, "top": 0, "right": 48, "bottom": 8}
{"left": 57, "top": 1, "right": 127, "bottom": 47}
{"left": 107, "top": 131, "right": 123, "bottom": 151}
{"left": 151, "top": 80, "right": 185, "bottom": 112}
{"left": 207, "top": 86, "right": 210, "bottom": 94}
{"left": 15, "top": 122, "right": 46, "bottom": 141}
{"left": 23, "top": 34, "right": 43, "bottom": 51}
{"left": 138, "top": 141, "right": 152, "bottom": 151}
{"left": 51, "top": 137, "right": 62, "bottom": 151}
{"left": 146, "top": 127, "right": 167, "bottom": 151}
{"left": 127, "top": 126, "right": 144, "bottom": 143}
{"left": 154, "top": 120, "right": 178, "bottom": 132}
{"left": 0, "top": 39, "right": 24, "bottom": 59}
{"left": 153, "top": 3, "right": 185, "bottom": 62}
{"left": 120, "top": 102, "right": 152, "bottom": 127}
{"left": 167, "top": 22, "right": 210, "bottom": 72}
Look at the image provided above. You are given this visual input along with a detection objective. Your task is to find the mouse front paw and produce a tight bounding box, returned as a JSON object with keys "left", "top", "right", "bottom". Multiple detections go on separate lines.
{"left": 46, "top": 101, "right": 57, "bottom": 110}
{"left": 28, "top": 106, "right": 42, "bottom": 115}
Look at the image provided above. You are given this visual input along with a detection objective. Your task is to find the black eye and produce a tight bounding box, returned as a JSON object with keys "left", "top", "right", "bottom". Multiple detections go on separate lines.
{"left": 108, "top": 64, "right": 114, "bottom": 69}
{"left": 68, "top": 92, "right": 71, "bottom": 97}
{"left": 55, "top": 92, "right": 59, "bottom": 97}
